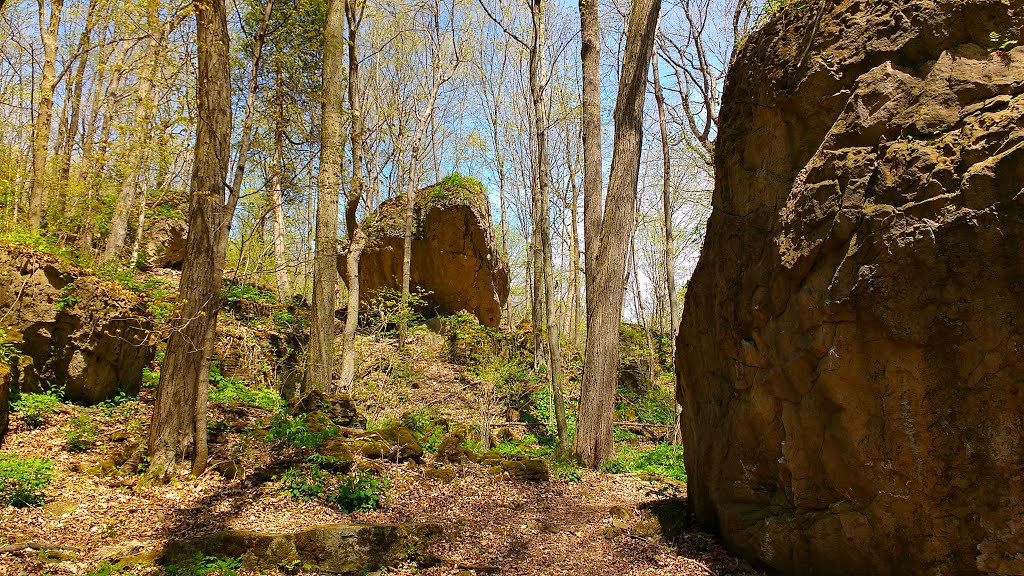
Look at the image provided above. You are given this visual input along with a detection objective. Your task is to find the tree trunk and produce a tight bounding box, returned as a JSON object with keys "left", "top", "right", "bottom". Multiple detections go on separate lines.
{"left": 338, "top": 0, "right": 365, "bottom": 391}
{"left": 652, "top": 53, "right": 678, "bottom": 362}
{"left": 56, "top": 0, "right": 102, "bottom": 198}
{"left": 27, "top": 0, "right": 63, "bottom": 231}
{"left": 148, "top": 0, "right": 232, "bottom": 478}
{"left": 305, "top": 0, "right": 347, "bottom": 394}
{"left": 102, "top": 6, "right": 167, "bottom": 262}
{"left": 575, "top": 0, "right": 661, "bottom": 468}
{"left": 271, "top": 66, "right": 291, "bottom": 299}
{"left": 579, "top": 0, "right": 602, "bottom": 315}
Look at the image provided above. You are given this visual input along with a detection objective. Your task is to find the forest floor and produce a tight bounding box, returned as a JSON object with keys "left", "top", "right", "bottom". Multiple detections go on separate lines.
{"left": 0, "top": 327, "right": 758, "bottom": 576}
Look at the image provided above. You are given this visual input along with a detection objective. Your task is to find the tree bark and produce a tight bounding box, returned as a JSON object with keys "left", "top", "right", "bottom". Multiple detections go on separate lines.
{"left": 652, "top": 52, "right": 678, "bottom": 360}
{"left": 579, "top": 0, "right": 601, "bottom": 315}
{"left": 271, "top": 65, "right": 291, "bottom": 299}
{"left": 27, "top": 0, "right": 63, "bottom": 231}
{"left": 304, "top": 0, "right": 347, "bottom": 394}
{"left": 575, "top": 0, "right": 661, "bottom": 468}
{"left": 338, "top": 0, "right": 366, "bottom": 391}
{"left": 148, "top": 0, "right": 232, "bottom": 478}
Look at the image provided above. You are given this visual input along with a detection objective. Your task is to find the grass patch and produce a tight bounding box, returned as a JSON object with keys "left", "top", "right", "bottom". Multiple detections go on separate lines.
{"left": 602, "top": 443, "right": 686, "bottom": 482}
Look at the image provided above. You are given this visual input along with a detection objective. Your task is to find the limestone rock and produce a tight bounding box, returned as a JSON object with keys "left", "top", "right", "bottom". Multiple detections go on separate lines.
{"left": 0, "top": 247, "right": 153, "bottom": 404}
{"left": 160, "top": 523, "right": 443, "bottom": 574}
{"left": 352, "top": 426, "right": 423, "bottom": 463}
{"left": 677, "top": 1, "right": 1024, "bottom": 575}
{"left": 338, "top": 176, "right": 510, "bottom": 328}
{"left": 141, "top": 217, "right": 187, "bottom": 270}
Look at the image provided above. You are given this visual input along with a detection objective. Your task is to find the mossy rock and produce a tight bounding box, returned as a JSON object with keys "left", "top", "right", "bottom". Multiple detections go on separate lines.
{"left": 424, "top": 465, "right": 457, "bottom": 484}
{"left": 290, "top": 389, "right": 367, "bottom": 428}
{"left": 488, "top": 458, "right": 549, "bottom": 482}
{"left": 435, "top": 428, "right": 478, "bottom": 464}
{"left": 316, "top": 441, "right": 356, "bottom": 472}
{"left": 350, "top": 426, "right": 423, "bottom": 462}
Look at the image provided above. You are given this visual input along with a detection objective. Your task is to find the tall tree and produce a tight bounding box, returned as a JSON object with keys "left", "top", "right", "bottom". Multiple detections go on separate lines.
{"left": 305, "top": 0, "right": 346, "bottom": 394}
{"left": 148, "top": 0, "right": 234, "bottom": 477}
{"left": 27, "top": 0, "right": 63, "bottom": 230}
{"left": 338, "top": 0, "right": 366, "bottom": 391}
{"left": 575, "top": 0, "right": 661, "bottom": 468}
{"left": 652, "top": 40, "right": 677, "bottom": 360}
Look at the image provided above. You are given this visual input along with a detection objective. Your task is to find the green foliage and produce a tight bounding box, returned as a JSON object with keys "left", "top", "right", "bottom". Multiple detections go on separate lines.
{"left": 0, "top": 327, "right": 19, "bottom": 365}
{"left": 401, "top": 408, "right": 447, "bottom": 453}
{"left": 208, "top": 361, "right": 281, "bottom": 411}
{"left": 601, "top": 443, "right": 686, "bottom": 482}
{"left": 616, "top": 384, "right": 675, "bottom": 427}
{"left": 989, "top": 31, "right": 1019, "bottom": 51}
{"left": 266, "top": 412, "right": 338, "bottom": 448}
{"left": 0, "top": 230, "right": 76, "bottom": 261}
{"left": 12, "top": 387, "right": 64, "bottom": 429}
{"left": 364, "top": 286, "right": 431, "bottom": 338}
{"left": 55, "top": 283, "right": 79, "bottom": 312}
{"left": 221, "top": 278, "right": 278, "bottom": 307}
{"left": 271, "top": 308, "right": 307, "bottom": 332}
{"left": 279, "top": 460, "right": 388, "bottom": 513}
{"left": 551, "top": 457, "right": 583, "bottom": 483}
{"left": 65, "top": 415, "right": 99, "bottom": 452}
{"left": 0, "top": 453, "right": 54, "bottom": 507}
{"left": 165, "top": 554, "right": 242, "bottom": 576}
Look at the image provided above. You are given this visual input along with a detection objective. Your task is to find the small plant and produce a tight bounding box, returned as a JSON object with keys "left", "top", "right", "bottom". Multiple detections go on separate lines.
{"left": 0, "top": 453, "right": 54, "bottom": 507}
{"left": 989, "top": 31, "right": 1019, "bottom": 52}
{"left": 65, "top": 415, "right": 99, "bottom": 452}
{"left": 165, "top": 554, "right": 242, "bottom": 576}
{"left": 330, "top": 468, "right": 389, "bottom": 513}
{"left": 278, "top": 461, "right": 389, "bottom": 513}
{"left": 279, "top": 462, "right": 330, "bottom": 501}
{"left": 551, "top": 457, "right": 583, "bottom": 483}
{"left": 12, "top": 387, "right": 64, "bottom": 429}
{"left": 0, "top": 327, "right": 19, "bottom": 365}
{"left": 55, "top": 283, "right": 79, "bottom": 312}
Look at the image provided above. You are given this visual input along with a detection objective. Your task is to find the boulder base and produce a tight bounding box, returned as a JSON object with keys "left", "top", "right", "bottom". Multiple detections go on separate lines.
{"left": 677, "top": 1, "right": 1024, "bottom": 574}
{"left": 160, "top": 523, "right": 443, "bottom": 574}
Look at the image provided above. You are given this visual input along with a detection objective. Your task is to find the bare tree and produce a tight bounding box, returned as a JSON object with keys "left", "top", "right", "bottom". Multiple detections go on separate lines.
{"left": 27, "top": 0, "right": 63, "bottom": 230}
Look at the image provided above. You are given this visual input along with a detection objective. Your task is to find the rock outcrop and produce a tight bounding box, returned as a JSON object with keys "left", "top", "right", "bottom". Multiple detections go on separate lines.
{"left": 140, "top": 217, "right": 187, "bottom": 270}
{"left": 0, "top": 247, "right": 154, "bottom": 404}
{"left": 339, "top": 175, "right": 510, "bottom": 328}
{"left": 677, "top": 1, "right": 1024, "bottom": 574}
{"left": 160, "top": 523, "right": 443, "bottom": 574}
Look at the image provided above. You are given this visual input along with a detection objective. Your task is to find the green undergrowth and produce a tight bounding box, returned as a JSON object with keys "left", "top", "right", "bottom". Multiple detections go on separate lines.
{"left": 164, "top": 554, "right": 242, "bottom": 576}
{"left": 0, "top": 453, "right": 54, "bottom": 507}
{"left": 602, "top": 443, "right": 686, "bottom": 482}
{"left": 11, "top": 387, "right": 65, "bottom": 429}
{"left": 208, "top": 361, "right": 282, "bottom": 411}
{"left": 279, "top": 458, "right": 388, "bottom": 513}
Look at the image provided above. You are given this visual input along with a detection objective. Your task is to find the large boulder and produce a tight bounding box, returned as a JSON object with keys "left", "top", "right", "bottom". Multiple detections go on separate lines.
{"left": 0, "top": 247, "right": 154, "bottom": 404}
{"left": 677, "top": 1, "right": 1024, "bottom": 575}
{"left": 339, "top": 175, "right": 510, "bottom": 328}
{"left": 141, "top": 217, "right": 187, "bottom": 270}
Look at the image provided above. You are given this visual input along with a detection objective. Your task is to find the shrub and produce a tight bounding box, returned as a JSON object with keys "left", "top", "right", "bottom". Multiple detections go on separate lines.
{"left": 12, "top": 388, "right": 64, "bottom": 429}
{"left": 65, "top": 415, "right": 99, "bottom": 452}
{"left": 0, "top": 453, "right": 54, "bottom": 507}
{"left": 279, "top": 462, "right": 330, "bottom": 501}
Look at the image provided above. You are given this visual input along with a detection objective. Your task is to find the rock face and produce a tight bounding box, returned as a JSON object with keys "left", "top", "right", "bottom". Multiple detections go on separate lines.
{"left": 0, "top": 247, "right": 154, "bottom": 404}
{"left": 141, "top": 217, "right": 187, "bottom": 270}
{"left": 677, "top": 2, "right": 1024, "bottom": 575}
{"left": 160, "top": 523, "right": 443, "bottom": 574}
{"left": 339, "top": 176, "right": 510, "bottom": 328}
